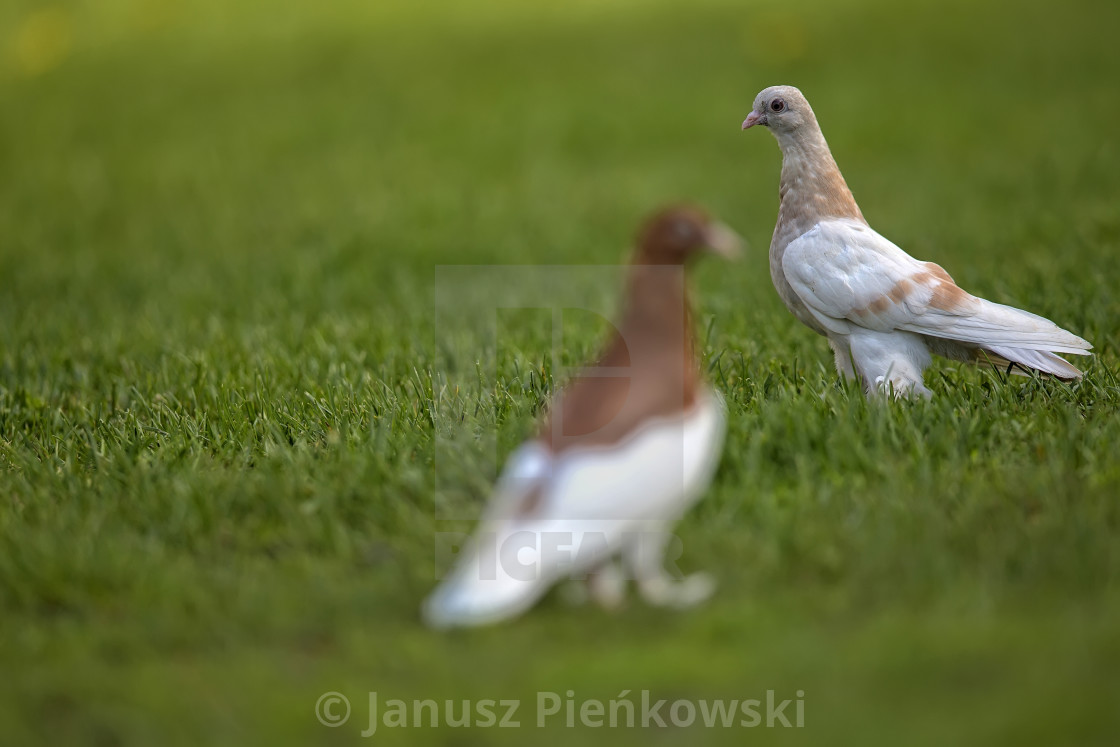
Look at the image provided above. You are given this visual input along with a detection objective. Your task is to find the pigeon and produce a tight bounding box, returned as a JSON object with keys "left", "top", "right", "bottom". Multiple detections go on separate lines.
{"left": 423, "top": 206, "right": 742, "bottom": 628}
{"left": 742, "top": 85, "right": 1091, "bottom": 398}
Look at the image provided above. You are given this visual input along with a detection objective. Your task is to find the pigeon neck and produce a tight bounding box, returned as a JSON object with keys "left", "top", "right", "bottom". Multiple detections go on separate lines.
{"left": 776, "top": 126, "right": 864, "bottom": 231}
{"left": 620, "top": 263, "right": 697, "bottom": 384}
{"left": 621, "top": 263, "right": 692, "bottom": 338}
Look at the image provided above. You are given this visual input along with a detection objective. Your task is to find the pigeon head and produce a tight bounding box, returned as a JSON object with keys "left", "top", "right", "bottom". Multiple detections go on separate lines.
{"left": 634, "top": 205, "right": 742, "bottom": 264}
{"left": 742, "top": 85, "right": 815, "bottom": 136}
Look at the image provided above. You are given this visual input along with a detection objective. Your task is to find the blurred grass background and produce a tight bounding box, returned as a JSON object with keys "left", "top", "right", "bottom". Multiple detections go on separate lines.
{"left": 1, "top": 0, "right": 1119, "bottom": 744}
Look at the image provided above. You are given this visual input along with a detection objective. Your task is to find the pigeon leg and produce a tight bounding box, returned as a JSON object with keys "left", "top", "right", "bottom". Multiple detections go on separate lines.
{"left": 624, "top": 526, "right": 715, "bottom": 609}
{"left": 850, "top": 329, "right": 932, "bottom": 400}
{"left": 586, "top": 559, "right": 628, "bottom": 610}
{"left": 828, "top": 336, "right": 857, "bottom": 381}
{"left": 874, "top": 374, "right": 933, "bottom": 400}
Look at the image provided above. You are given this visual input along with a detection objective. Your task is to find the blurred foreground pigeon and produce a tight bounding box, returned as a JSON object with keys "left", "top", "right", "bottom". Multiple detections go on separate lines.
{"left": 742, "top": 85, "right": 1091, "bottom": 398}
{"left": 423, "top": 206, "right": 742, "bottom": 628}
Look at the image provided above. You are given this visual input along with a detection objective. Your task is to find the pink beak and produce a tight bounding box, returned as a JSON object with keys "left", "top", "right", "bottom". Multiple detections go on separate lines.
{"left": 742, "top": 111, "right": 763, "bottom": 130}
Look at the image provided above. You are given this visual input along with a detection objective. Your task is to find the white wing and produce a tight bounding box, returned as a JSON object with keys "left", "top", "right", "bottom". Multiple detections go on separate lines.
{"left": 782, "top": 220, "right": 1091, "bottom": 355}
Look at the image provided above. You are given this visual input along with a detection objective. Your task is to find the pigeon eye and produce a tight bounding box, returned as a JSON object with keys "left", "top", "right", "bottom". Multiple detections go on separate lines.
{"left": 770, "top": 98, "right": 786, "bottom": 113}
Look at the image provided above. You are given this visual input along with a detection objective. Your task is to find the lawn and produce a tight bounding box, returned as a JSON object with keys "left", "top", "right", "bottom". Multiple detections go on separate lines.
{"left": 1, "top": 0, "right": 1119, "bottom": 744}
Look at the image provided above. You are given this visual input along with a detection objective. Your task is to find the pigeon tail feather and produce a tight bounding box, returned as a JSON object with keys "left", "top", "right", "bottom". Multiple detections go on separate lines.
{"left": 983, "top": 345, "right": 1085, "bottom": 380}
{"left": 909, "top": 296, "right": 1093, "bottom": 356}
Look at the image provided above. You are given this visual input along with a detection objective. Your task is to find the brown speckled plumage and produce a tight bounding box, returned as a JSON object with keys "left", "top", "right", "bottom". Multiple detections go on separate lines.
{"left": 743, "top": 84, "right": 1091, "bottom": 396}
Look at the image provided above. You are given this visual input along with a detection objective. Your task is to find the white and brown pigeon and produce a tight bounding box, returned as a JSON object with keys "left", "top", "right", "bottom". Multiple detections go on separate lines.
{"left": 742, "top": 85, "right": 1091, "bottom": 398}
{"left": 423, "top": 206, "right": 741, "bottom": 628}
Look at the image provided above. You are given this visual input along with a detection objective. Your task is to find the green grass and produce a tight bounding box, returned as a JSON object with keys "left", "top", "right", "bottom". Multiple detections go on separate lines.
{"left": 2, "top": 0, "right": 1120, "bottom": 744}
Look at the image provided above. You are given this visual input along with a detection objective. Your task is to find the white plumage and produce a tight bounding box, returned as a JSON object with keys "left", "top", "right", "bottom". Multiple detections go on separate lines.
{"left": 783, "top": 219, "right": 1090, "bottom": 393}
{"left": 423, "top": 389, "right": 725, "bottom": 629}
